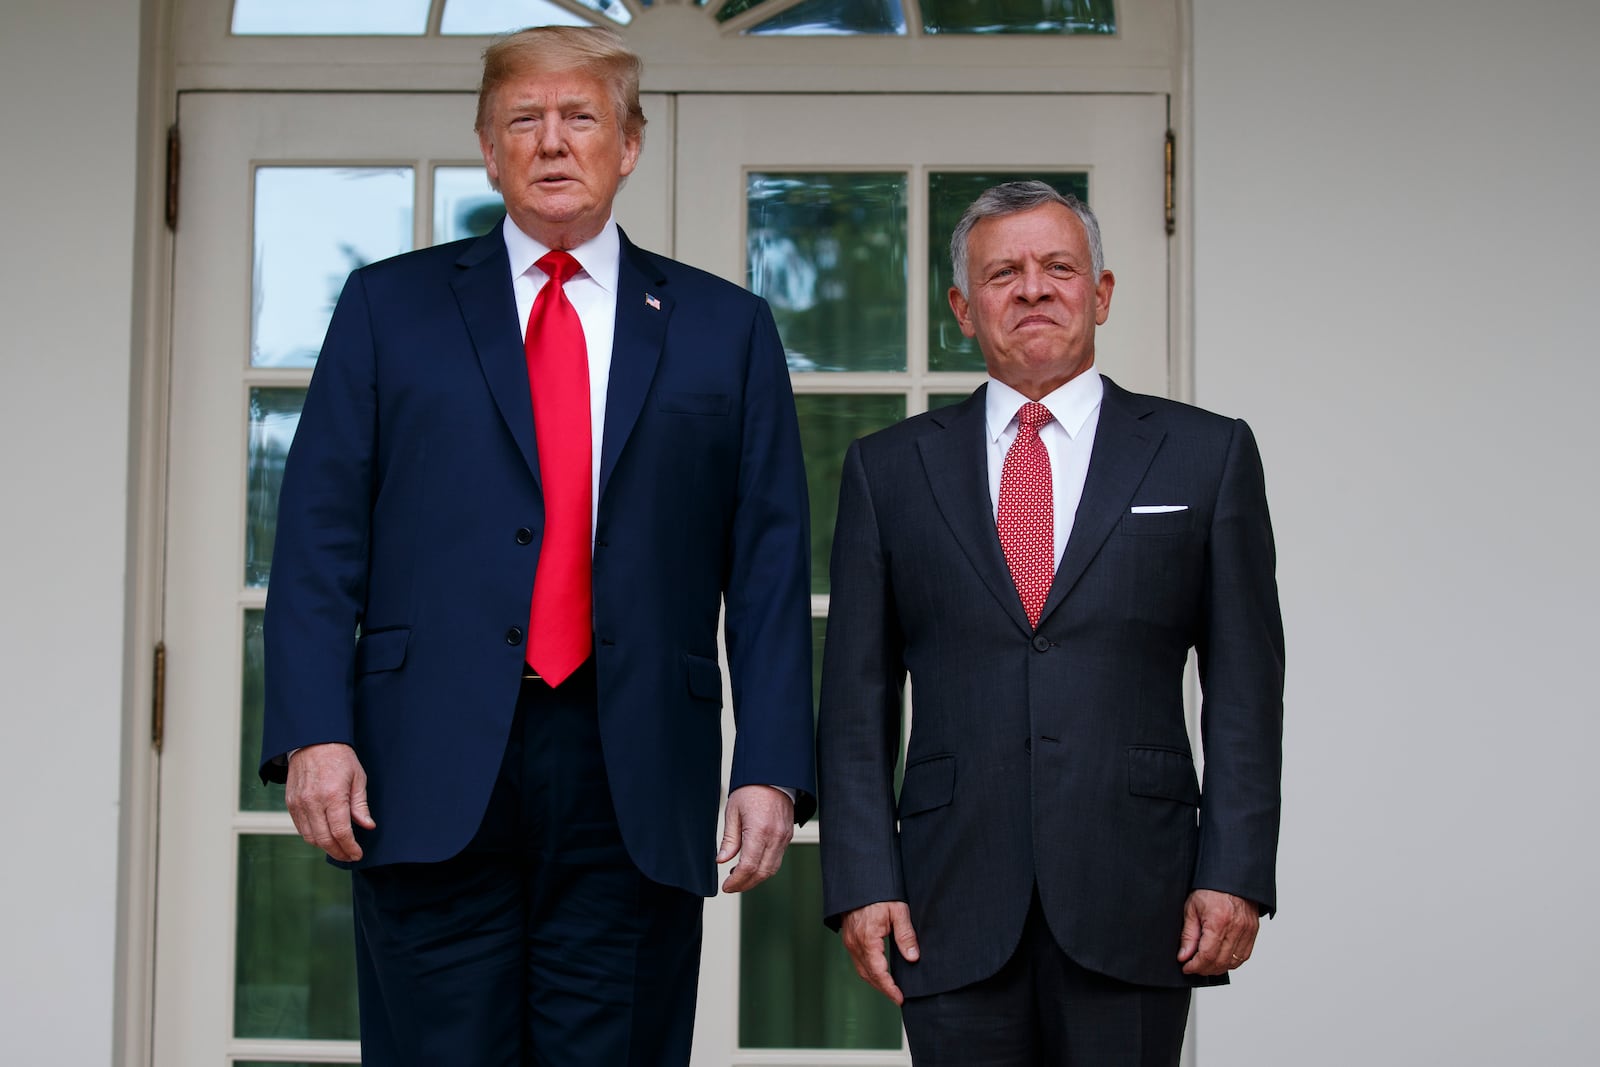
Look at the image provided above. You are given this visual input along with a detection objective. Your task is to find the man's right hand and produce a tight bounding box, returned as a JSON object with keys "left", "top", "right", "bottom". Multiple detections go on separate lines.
{"left": 285, "top": 742, "right": 375, "bottom": 862}
{"left": 840, "top": 900, "right": 920, "bottom": 1006}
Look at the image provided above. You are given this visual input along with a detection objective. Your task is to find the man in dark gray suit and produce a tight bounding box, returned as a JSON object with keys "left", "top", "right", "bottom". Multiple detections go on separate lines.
{"left": 818, "top": 181, "right": 1284, "bottom": 1066}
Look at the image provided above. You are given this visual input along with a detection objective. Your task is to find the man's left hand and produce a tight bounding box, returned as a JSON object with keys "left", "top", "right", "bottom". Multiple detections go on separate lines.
{"left": 1177, "top": 889, "right": 1260, "bottom": 976}
{"left": 717, "top": 785, "right": 795, "bottom": 893}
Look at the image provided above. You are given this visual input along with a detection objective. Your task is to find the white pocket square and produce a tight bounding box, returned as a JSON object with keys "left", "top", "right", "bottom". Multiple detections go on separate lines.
{"left": 1130, "top": 505, "right": 1188, "bottom": 514}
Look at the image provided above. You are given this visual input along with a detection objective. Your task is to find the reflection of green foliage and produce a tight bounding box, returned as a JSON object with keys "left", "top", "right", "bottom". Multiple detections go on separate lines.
{"left": 716, "top": 0, "right": 770, "bottom": 21}
{"left": 927, "top": 172, "right": 1089, "bottom": 371}
{"left": 244, "top": 388, "right": 304, "bottom": 591}
{"left": 238, "top": 610, "right": 286, "bottom": 813}
{"left": 740, "top": 843, "right": 904, "bottom": 1049}
{"left": 922, "top": 0, "right": 1116, "bottom": 35}
{"left": 748, "top": 173, "right": 908, "bottom": 372}
{"left": 797, "top": 394, "right": 905, "bottom": 593}
{"left": 462, "top": 200, "right": 504, "bottom": 238}
{"left": 235, "top": 836, "right": 360, "bottom": 1040}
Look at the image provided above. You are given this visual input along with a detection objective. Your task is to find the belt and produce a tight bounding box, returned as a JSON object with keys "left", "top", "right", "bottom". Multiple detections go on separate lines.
{"left": 521, "top": 663, "right": 542, "bottom": 681}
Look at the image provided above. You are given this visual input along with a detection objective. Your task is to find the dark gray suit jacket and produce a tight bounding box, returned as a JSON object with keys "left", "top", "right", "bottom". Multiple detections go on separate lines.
{"left": 818, "top": 378, "right": 1283, "bottom": 996}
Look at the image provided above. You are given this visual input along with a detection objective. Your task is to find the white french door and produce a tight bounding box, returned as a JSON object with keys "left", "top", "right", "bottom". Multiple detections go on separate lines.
{"left": 155, "top": 89, "right": 1168, "bottom": 1067}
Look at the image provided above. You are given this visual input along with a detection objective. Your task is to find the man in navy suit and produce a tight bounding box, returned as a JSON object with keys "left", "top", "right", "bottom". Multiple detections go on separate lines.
{"left": 818, "top": 182, "right": 1283, "bottom": 1065}
{"left": 260, "top": 26, "right": 815, "bottom": 1066}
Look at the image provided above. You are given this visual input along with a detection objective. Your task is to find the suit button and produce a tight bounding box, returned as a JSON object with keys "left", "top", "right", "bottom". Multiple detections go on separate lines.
{"left": 1032, "top": 635, "right": 1050, "bottom": 652}
{"left": 505, "top": 627, "right": 524, "bottom": 645}
{"left": 515, "top": 527, "right": 533, "bottom": 545}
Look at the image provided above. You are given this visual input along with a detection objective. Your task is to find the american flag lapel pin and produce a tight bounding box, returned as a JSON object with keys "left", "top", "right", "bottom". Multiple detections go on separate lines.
{"left": 645, "top": 293, "right": 661, "bottom": 311}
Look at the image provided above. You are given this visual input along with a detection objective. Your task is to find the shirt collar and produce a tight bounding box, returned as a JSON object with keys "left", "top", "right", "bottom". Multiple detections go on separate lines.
{"left": 985, "top": 367, "right": 1103, "bottom": 443}
{"left": 501, "top": 214, "right": 620, "bottom": 295}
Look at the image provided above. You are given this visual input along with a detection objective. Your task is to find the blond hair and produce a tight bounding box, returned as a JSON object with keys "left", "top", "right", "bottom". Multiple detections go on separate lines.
{"left": 475, "top": 25, "right": 646, "bottom": 143}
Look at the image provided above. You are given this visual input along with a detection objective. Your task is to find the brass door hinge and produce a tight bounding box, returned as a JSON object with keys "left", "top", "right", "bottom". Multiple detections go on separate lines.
{"left": 1164, "top": 129, "right": 1176, "bottom": 236}
{"left": 151, "top": 641, "right": 166, "bottom": 752}
{"left": 165, "top": 125, "right": 180, "bottom": 231}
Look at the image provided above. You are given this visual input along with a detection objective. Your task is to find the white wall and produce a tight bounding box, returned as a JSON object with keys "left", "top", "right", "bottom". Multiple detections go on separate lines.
{"left": 0, "top": 0, "right": 144, "bottom": 1062}
{"left": 1193, "top": 1, "right": 1600, "bottom": 1062}
{"left": 2, "top": 2, "right": 1596, "bottom": 1063}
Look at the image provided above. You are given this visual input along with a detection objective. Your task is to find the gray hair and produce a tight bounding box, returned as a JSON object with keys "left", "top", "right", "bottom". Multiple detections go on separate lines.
{"left": 950, "top": 181, "right": 1105, "bottom": 297}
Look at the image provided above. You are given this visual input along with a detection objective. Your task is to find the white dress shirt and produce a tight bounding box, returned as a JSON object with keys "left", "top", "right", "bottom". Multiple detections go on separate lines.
{"left": 984, "top": 369, "right": 1104, "bottom": 568}
{"left": 502, "top": 214, "right": 620, "bottom": 539}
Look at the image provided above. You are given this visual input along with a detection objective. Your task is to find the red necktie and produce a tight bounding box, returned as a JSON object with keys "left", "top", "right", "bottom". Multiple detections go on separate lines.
{"left": 524, "top": 250, "right": 591, "bottom": 685}
{"left": 998, "top": 401, "right": 1055, "bottom": 629}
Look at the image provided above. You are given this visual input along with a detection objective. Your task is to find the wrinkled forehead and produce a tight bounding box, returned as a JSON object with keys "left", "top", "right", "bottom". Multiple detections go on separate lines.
{"left": 491, "top": 66, "right": 615, "bottom": 110}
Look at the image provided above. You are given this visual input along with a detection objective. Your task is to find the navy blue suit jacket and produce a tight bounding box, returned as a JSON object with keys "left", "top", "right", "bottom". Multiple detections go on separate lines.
{"left": 818, "top": 380, "right": 1283, "bottom": 994}
{"left": 261, "top": 224, "right": 816, "bottom": 897}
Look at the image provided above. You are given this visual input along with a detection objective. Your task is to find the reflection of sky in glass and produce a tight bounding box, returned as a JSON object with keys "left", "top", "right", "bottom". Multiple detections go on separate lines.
{"left": 232, "top": 0, "right": 430, "bottom": 35}
{"left": 251, "top": 167, "right": 414, "bottom": 368}
{"left": 441, "top": 0, "right": 596, "bottom": 33}
{"left": 433, "top": 167, "right": 503, "bottom": 245}
{"left": 747, "top": 0, "right": 906, "bottom": 35}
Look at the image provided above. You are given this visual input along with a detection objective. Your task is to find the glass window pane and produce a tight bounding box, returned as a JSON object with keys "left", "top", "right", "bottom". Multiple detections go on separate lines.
{"left": 927, "top": 172, "right": 1089, "bottom": 372}
{"left": 929, "top": 392, "right": 974, "bottom": 410}
{"left": 433, "top": 166, "right": 502, "bottom": 245}
{"left": 240, "top": 610, "right": 286, "bottom": 812}
{"left": 441, "top": 0, "right": 596, "bottom": 32}
{"left": 716, "top": 0, "right": 771, "bottom": 21}
{"left": 921, "top": 0, "right": 1116, "bottom": 35}
{"left": 798, "top": 394, "right": 905, "bottom": 594}
{"left": 748, "top": 173, "right": 908, "bottom": 373}
{"left": 253, "top": 167, "right": 414, "bottom": 368}
{"left": 246, "top": 388, "right": 306, "bottom": 589}
{"left": 232, "top": 0, "right": 430, "bottom": 34}
{"left": 235, "top": 835, "right": 359, "bottom": 1040}
{"left": 740, "top": 843, "right": 903, "bottom": 1048}
{"left": 571, "top": 0, "right": 633, "bottom": 24}
{"left": 747, "top": 0, "right": 906, "bottom": 35}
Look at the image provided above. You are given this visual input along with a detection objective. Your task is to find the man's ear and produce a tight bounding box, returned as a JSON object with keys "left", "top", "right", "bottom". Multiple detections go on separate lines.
{"left": 478, "top": 134, "right": 501, "bottom": 192}
{"left": 948, "top": 287, "right": 976, "bottom": 339}
{"left": 1093, "top": 269, "right": 1115, "bottom": 326}
{"left": 619, "top": 131, "right": 642, "bottom": 179}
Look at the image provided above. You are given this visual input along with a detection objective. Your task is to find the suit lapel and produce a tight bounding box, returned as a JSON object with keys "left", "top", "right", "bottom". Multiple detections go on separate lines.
{"left": 1037, "top": 377, "right": 1165, "bottom": 624}
{"left": 919, "top": 387, "right": 1034, "bottom": 635}
{"left": 600, "top": 230, "right": 669, "bottom": 502}
{"left": 451, "top": 225, "right": 541, "bottom": 484}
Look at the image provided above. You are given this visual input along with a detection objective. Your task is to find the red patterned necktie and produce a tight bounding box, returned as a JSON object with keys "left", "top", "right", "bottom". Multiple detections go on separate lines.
{"left": 998, "top": 401, "right": 1055, "bottom": 629}
{"left": 524, "top": 250, "right": 591, "bottom": 685}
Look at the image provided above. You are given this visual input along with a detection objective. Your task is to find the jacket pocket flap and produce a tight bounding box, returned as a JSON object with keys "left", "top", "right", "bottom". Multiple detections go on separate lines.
{"left": 355, "top": 628, "right": 410, "bottom": 675}
{"left": 657, "top": 391, "right": 732, "bottom": 416}
{"left": 684, "top": 652, "right": 723, "bottom": 705}
{"left": 897, "top": 755, "right": 955, "bottom": 817}
{"left": 1127, "top": 746, "right": 1200, "bottom": 805}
